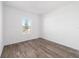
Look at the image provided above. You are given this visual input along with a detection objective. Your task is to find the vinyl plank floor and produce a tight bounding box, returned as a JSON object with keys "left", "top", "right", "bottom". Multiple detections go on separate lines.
{"left": 1, "top": 38, "right": 79, "bottom": 58}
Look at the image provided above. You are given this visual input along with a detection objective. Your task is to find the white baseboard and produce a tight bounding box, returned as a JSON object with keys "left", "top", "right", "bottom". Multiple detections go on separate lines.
{"left": 42, "top": 36, "right": 79, "bottom": 51}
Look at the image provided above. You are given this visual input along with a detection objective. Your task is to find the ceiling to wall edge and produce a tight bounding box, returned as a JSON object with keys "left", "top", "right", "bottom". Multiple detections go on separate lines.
{"left": 3, "top": 1, "right": 79, "bottom": 16}
{"left": 2, "top": 1, "right": 69, "bottom": 16}
{"left": 3, "top": 4, "right": 39, "bottom": 16}
{"left": 3, "top": 4, "right": 67, "bottom": 16}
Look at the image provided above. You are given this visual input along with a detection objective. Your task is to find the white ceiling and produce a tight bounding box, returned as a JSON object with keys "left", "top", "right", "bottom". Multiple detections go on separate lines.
{"left": 3, "top": 1, "right": 79, "bottom": 15}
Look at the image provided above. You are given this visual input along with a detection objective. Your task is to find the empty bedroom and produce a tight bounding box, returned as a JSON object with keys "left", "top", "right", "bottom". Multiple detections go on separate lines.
{"left": 0, "top": 0, "right": 79, "bottom": 58}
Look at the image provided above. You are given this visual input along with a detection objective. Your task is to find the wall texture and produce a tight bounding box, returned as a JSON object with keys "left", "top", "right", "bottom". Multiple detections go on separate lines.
{"left": 4, "top": 6, "right": 40, "bottom": 45}
{"left": 0, "top": 2, "right": 3, "bottom": 56}
{"left": 43, "top": 5, "right": 79, "bottom": 50}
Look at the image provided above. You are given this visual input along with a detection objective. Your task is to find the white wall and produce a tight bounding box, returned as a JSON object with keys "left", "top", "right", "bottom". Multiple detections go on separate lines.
{"left": 0, "top": 2, "right": 3, "bottom": 56}
{"left": 38, "top": 14, "right": 43, "bottom": 37}
{"left": 4, "top": 6, "right": 40, "bottom": 45}
{"left": 43, "top": 4, "right": 79, "bottom": 50}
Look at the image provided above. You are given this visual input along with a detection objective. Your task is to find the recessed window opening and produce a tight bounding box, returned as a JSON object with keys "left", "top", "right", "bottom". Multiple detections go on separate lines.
{"left": 22, "top": 17, "right": 31, "bottom": 33}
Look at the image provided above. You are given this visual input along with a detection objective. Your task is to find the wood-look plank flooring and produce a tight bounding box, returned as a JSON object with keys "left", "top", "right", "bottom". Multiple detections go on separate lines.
{"left": 1, "top": 38, "right": 79, "bottom": 58}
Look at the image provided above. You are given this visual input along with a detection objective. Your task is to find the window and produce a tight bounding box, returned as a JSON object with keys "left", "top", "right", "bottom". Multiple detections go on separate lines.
{"left": 22, "top": 17, "right": 31, "bottom": 33}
